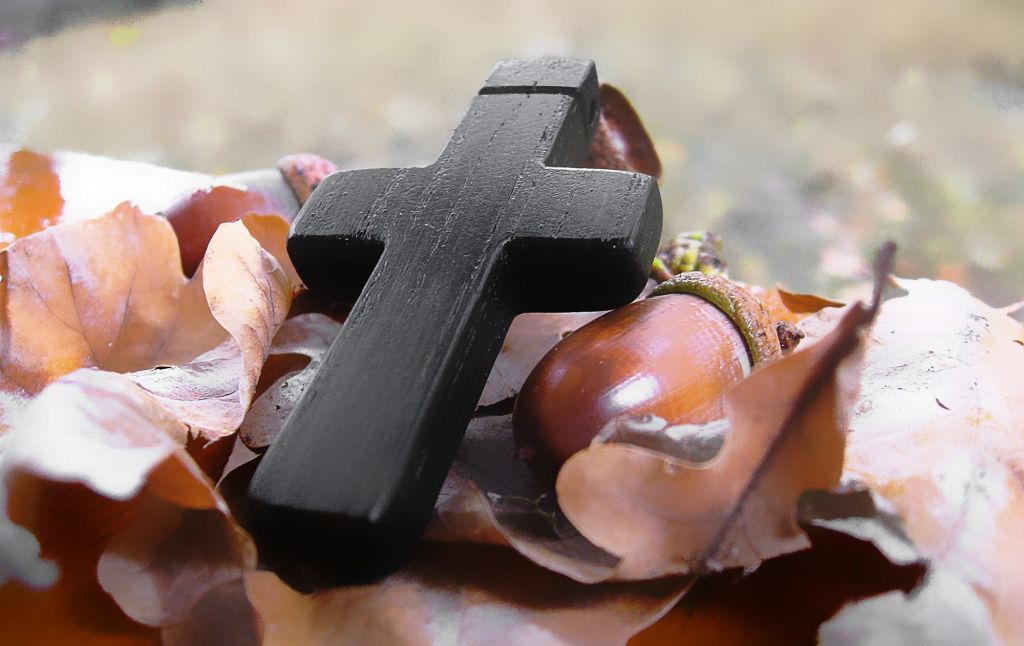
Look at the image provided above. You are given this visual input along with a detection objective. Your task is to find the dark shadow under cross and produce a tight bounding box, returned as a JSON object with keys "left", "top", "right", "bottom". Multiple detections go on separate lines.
{"left": 246, "top": 58, "right": 662, "bottom": 586}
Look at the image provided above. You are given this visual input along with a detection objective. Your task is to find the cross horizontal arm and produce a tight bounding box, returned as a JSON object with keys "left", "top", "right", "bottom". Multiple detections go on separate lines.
{"left": 288, "top": 167, "right": 428, "bottom": 293}
{"left": 506, "top": 164, "right": 662, "bottom": 312}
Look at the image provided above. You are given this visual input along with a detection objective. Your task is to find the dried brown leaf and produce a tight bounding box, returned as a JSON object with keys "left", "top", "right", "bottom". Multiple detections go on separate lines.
{"left": 245, "top": 544, "right": 688, "bottom": 646}
{"left": 844, "top": 278, "right": 1024, "bottom": 643}
{"left": 746, "top": 283, "right": 844, "bottom": 325}
{"left": 1, "top": 202, "right": 185, "bottom": 396}
{"left": 277, "top": 153, "right": 338, "bottom": 206}
{"left": 0, "top": 369, "right": 252, "bottom": 639}
{"left": 585, "top": 84, "right": 662, "bottom": 179}
{"left": 555, "top": 296, "right": 876, "bottom": 578}
{"left": 775, "top": 286, "right": 845, "bottom": 315}
{"left": 239, "top": 313, "right": 339, "bottom": 449}
{"left": 164, "top": 186, "right": 279, "bottom": 277}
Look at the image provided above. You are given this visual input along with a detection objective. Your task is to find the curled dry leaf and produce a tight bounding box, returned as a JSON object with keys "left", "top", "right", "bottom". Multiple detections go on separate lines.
{"left": 0, "top": 369, "right": 253, "bottom": 640}
{"left": 480, "top": 310, "right": 605, "bottom": 408}
{"left": 277, "top": 153, "right": 338, "bottom": 206}
{"left": 427, "top": 414, "right": 627, "bottom": 584}
{"left": 585, "top": 84, "right": 662, "bottom": 179}
{"left": 555, "top": 291, "right": 878, "bottom": 579}
{"left": 844, "top": 278, "right": 1024, "bottom": 644}
{"left": 0, "top": 200, "right": 292, "bottom": 439}
{"left": 130, "top": 219, "right": 292, "bottom": 439}
{"left": 164, "top": 185, "right": 280, "bottom": 278}
{"left": 746, "top": 283, "right": 844, "bottom": 325}
{"left": 244, "top": 544, "right": 688, "bottom": 646}
{"left": 239, "top": 313, "right": 340, "bottom": 450}
{"left": 240, "top": 214, "right": 303, "bottom": 294}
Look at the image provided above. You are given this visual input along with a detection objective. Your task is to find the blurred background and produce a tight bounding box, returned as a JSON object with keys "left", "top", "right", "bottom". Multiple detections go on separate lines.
{"left": 2, "top": 0, "right": 1023, "bottom": 304}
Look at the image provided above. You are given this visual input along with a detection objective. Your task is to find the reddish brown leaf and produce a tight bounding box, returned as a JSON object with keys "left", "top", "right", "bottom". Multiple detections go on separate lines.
{"left": 130, "top": 220, "right": 292, "bottom": 439}
{"left": 585, "top": 84, "right": 662, "bottom": 179}
{"left": 843, "top": 278, "right": 1024, "bottom": 643}
{"left": 0, "top": 369, "right": 251, "bottom": 638}
{"left": 277, "top": 153, "right": 338, "bottom": 206}
{"left": 164, "top": 186, "right": 278, "bottom": 277}
{"left": 0, "top": 149, "right": 64, "bottom": 247}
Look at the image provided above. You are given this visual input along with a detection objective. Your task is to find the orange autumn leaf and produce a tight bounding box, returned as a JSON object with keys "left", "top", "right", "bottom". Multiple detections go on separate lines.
{"left": 746, "top": 283, "right": 844, "bottom": 325}
{"left": 555, "top": 292, "right": 876, "bottom": 579}
{"left": 240, "top": 213, "right": 304, "bottom": 294}
{"left": 0, "top": 149, "right": 64, "bottom": 248}
{"left": 0, "top": 369, "right": 253, "bottom": 641}
{"left": 844, "top": 278, "right": 1024, "bottom": 644}
{"left": 1, "top": 202, "right": 185, "bottom": 395}
{"left": 0, "top": 202, "right": 292, "bottom": 438}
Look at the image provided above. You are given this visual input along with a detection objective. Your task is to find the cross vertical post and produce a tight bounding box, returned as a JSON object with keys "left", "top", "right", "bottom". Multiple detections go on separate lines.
{"left": 246, "top": 58, "right": 662, "bottom": 585}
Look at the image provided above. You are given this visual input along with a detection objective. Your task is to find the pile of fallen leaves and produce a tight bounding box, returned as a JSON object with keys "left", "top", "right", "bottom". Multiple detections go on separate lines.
{"left": 0, "top": 142, "right": 1022, "bottom": 646}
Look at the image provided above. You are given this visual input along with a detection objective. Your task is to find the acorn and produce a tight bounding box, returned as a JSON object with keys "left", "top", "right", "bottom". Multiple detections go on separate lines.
{"left": 512, "top": 272, "right": 783, "bottom": 480}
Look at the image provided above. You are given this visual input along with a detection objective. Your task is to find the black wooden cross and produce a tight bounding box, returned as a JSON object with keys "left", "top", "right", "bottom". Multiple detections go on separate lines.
{"left": 247, "top": 58, "right": 662, "bottom": 584}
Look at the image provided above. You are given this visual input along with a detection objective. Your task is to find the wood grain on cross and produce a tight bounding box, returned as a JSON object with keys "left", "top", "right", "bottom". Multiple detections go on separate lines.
{"left": 247, "top": 58, "right": 662, "bottom": 585}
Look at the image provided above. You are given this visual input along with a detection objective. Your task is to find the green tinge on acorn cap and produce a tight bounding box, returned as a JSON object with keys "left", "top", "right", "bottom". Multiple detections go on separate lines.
{"left": 649, "top": 272, "right": 782, "bottom": 366}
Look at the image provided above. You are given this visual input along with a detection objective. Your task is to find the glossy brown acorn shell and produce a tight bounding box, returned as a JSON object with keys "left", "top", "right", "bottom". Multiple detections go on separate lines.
{"left": 513, "top": 293, "right": 755, "bottom": 479}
